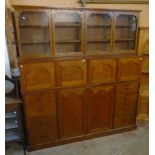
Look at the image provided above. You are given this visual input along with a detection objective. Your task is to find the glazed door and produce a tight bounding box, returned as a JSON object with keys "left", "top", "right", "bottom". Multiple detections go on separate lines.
{"left": 117, "top": 57, "right": 142, "bottom": 81}
{"left": 20, "top": 62, "right": 55, "bottom": 92}
{"left": 56, "top": 59, "right": 87, "bottom": 87}
{"left": 58, "top": 88, "right": 86, "bottom": 138}
{"left": 113, "top": 12, "right": 138, "bottom": 54}
{"left": 16, "top": 10, "right": 52, "bottom": 58}
{"left": 53, "top": 10, "right": 83, "bottom": 56}
{"left": 88, "top": 58, "right": 116, "bottom": 84}
{"left": 85, "top": 11, "right": 112, "bottom": 55}
{"left": 85, "top": 85, "right": 114, "bottom": 133}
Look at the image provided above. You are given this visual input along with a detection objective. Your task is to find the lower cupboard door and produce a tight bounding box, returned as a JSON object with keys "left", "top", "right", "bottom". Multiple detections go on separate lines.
{"left": 85, "top": 85, "right": 114, "bottom": 133}
{"left": 58, "top": 88, "right": 86, "bottom": 139}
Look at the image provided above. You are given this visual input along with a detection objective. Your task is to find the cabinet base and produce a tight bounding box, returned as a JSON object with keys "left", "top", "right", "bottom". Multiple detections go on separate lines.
{"left": 26, "top": 125, "right": 137, "bottom": 151}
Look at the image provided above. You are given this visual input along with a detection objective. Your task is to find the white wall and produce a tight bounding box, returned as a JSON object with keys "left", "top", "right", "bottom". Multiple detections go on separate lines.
{"left": 5, "top": 41, "right": 11, "bottom": 78}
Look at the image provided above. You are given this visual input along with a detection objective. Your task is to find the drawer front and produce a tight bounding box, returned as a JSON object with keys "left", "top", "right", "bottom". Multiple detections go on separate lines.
{"left": 115, "top": 102, "right": 137, "bottom": 116}
{"left": 23, "top": 91, "right": 56, "bottom": 117}
{"left": 26, "top": 116, "right": 57, "bottom": 145}
{"left": 115, "top": 83, "right": 138, "bottom": 105}
{"left": 56, "top": 59, "right": 87, "bottom": 87}
{"left": 20, "top": 62, "right": 55, "bottom": 92}
{"left": 117, "top": 57, "right": 142, "bottom": 81}
{"left": 114, "top": 114, "right": 135, "bottom": 128}
{"left": 28, "top": 127, "right": 57, "bottom": 145}
{"left": 88, "top": 59, "right": 116, "bottom": 84}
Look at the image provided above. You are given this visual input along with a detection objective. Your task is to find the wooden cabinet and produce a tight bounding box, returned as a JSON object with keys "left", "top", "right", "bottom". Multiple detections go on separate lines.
{"left": 20, "top": 62, "right": 55, "bottom": 92}
{"left": 88, "top": 58, "right": 116, "bottom": 84}
{"left": 85, "top": 85, "right": 114, "bottom": 133}
{"left": 56, "top": 59, "right": 87, "bottom": 87}
{"left": 58, "top": 88, "right": 86, "bottom": 138}
{"left": 117, "top": 57, "right": 142, "bottom": 81}
{"left": 13, "top": 6, "right": 141, "bottom": 151}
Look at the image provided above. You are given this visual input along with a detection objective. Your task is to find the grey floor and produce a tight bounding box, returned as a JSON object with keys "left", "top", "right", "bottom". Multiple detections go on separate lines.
{"left": 6, "top": 121, "right": 149, "bottom": 155}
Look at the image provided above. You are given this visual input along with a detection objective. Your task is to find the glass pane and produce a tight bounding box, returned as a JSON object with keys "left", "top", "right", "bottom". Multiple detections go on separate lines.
{"left": 114, "top": 15, "right": 137, "bottom": 52}
{"left": 19, "top": 12, "right": 51, "bottom": 57}
{"left": 55, "top": 12, "right": 82, "bottom": 55}
{"left": 87, "top": 13, "right": 111, "bottom": 53}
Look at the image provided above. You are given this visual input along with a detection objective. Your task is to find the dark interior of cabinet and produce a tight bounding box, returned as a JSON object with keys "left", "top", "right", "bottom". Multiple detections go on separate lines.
{"left": 114, "top": 15, "right": 137, "bottom": 52}
{"left": 87, "top": 13, "right": 111, "bottom": 53}
{"left": 55, "top": 12, "right": 82, "bottom": 54}
{"left": 19, "top": 12, "right": 51, "bottom": 57}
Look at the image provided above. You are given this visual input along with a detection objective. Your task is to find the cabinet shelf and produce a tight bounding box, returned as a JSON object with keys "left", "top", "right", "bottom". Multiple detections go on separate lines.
{"left": 88, "top": 25, "right": 111, "bottom": 27}
{"left": 56, "top": 40, "right": 80, "bottom": 43}
{"left": 21, "top": 42, "right": 50, "bottom": 44}
{"left": 20, "top": 25, "right": 49, "bottom": 28}
{"left": 115, "top": 39, "right": 135, "bottom": 42}
{"left": 55, "top": 23, "right": 81, "bottom": 27}
{"left": 116, "top": 25, "right": 135, "bottom": 28}
{"left": 87, "top": 40, "right": 110, "bottom": 42}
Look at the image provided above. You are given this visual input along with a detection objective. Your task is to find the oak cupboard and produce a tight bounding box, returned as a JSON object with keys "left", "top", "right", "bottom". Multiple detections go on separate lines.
{"left": 12, "top": 6, "right": 141, "bottom": 151}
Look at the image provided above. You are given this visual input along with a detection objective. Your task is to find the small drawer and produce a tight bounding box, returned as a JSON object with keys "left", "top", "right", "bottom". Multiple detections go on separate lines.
{"left": 115, "top": 103, "right": 137, "bottom": 116}
{"left": 114, "top": 114, "right": 135, "bottom": 128}
{"left": 24, "top": 91, "right": 56, "bottom": 117}
{"left": 116, "top": 93, "right": 138, "bottom": 105}
{"left": 26, "top": 115, "right": 57, "bottom": 133}
{"left": 5, "top": 118, "right": 19, "bottom": 130}
{"left": 116, "top": 83, "right": 138, "bottom": 94}
{"left": 27, "top": 127, "right": 57, "bottom": 145}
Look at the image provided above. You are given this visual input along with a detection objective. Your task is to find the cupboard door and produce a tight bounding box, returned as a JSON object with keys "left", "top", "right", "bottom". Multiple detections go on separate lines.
{"left": 58, "top": 88, "right": 86, "bottom": 138}
{"left": 88, "top": 58, "right": 116, "bottom": 84}
{"left": 54, "top": 10, "right": 83, "bottom": 56}
{"left": 117, "top": 57, "right": 142, "bottom": 81}
{"left": 17, "top": 11, "right": 52, "bottom": 58}
{"left": 20, "top": 62, "right": 55, "bottom": 92}
{"left": 56, "top": 59, "right": 87, "bottom": 87}
{"left": 86, "top": 11, "right": 112, "bottom": 55}
{"left": 85, "top": 85, "right": 114, "bottom": 133}
{"left": 113, "top": 12, "right": 138, "bottom": 54}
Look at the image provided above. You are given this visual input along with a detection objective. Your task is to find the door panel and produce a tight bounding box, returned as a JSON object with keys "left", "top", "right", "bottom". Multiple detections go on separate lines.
{"left": 88, "top": 59, "right": 116, "bottom": 84}
{"left": 85, "top": 85, "right": 114, "bottom": 133}
{"left": 20, "top": 62, "right": 55, "bottom": 92}
{"left": 117, "top": 57, "right": 142, "bottom": 81}
{"left": 58, "top": 88, "right": 86, "bottom": 138}
{"left": 56, "top": 59, "right": 87, "bottom": 87}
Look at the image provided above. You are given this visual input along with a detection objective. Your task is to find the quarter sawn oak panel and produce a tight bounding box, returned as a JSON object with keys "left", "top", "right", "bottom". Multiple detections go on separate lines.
{"left": 88, "top": 59, "right": 116, "bottom": 84}
{"left": 56, "top": 59, "right": 87, "bottom": 87}
{"left": 58, "top": 88, "right": 86, "bottom": 138}
{"left": 117, "top": 57, "right": 142, "bottom": 81}
{"left": 20, "top": 62, "right": 55, "bottom": 92}
{"left": 85, "top": 85, "right": 114, "bottom": 133}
